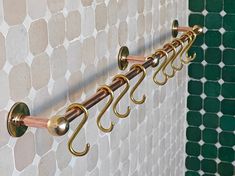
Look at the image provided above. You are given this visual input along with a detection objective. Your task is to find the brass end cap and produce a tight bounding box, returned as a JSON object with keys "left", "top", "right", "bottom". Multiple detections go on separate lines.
{"left": 118, "top": 46, "right": 129, "bottom": 70}
{"left": 47, "top": 115, "right": 69, "bottom": 136}
{"left": 193, "top": 25, "right": 203, "bottom": 35}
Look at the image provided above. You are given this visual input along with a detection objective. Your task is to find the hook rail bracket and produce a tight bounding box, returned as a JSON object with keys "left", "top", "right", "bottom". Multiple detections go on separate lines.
{"left": 7, "top": 102, "right": 30, "bottom": 137}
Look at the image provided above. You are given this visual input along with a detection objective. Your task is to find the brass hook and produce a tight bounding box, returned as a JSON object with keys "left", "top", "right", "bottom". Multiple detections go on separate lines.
{"left": 161, "top": 43, "right": 177, "bottom": 78}
{"left": 96, "top": 85, "right": 115, "bottom": 133}
{"left": 129, "top": 64, "right": 146, "bottom": 104}
{"left": 67, "top": 103, "right": 90, "bottom": 157}
{"left": 112, "top": 74, "right": 131, "bottom": 118}
{"left": 152, "top": 49, "right": 169, "bottom": 85}
{"left": 170, "top": 38, "right": 184, "bottom": 71}
{"left": 180, "top": 31, "right": 197, "bottom": 64}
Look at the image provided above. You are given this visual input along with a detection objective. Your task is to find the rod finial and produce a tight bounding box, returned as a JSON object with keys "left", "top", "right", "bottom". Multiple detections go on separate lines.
{"left": 7, "top": 102, "right": 29, "bottom": 137}
{"left": 47, "top": 115, "right": 69, "bottom": 136}
{"left": 118, "top": 46, "right": 129, "bottom": 70}
{"left": 193, "top": 25, "right": 203, "bottom": 35}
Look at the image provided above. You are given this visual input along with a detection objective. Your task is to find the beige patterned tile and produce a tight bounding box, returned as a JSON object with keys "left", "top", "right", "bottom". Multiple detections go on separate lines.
{"left": 29, "top": 19, "right": 48, "bottom": 56}
{"left": 35, "top": 129, "right": 53, "bottom": 156}
{"left": 50, "top": 45, "right": 67, "bottom": 80}
{"left": 47, "top": 0, "right": 65, "bottom": 14}
{"left": 95, "top": 3, "right": 107, "bottom": 32}
{"left": 66, "top": 11, "right": 81, "bottom": 41}
{"left": 48, "top": 13, "right": 65, "bottom": 48}
{"left": 6, "top": 25, "right": 28, "bottom": 66}
{"left": 31, "top": 53, "right": 50, "bottom": 90}
{"left": 9, "top": 63, "right": 31, "bottom": 101}
{"left": 0, "top": 32, "right": 6, "bottom": 69}
{"left": 0, "top": 71, "right": 9, "bottom": 109}
{"left": 3, "top": 0, "right": 26, "bottom": 25}
{"left": 14, "top": 132, "right": 35, "bottom": 171}
{"left": 0, "top": 146, "right": 14, "bottom": 176}
{"left": 38, "top": 151, "right": 56, "bottom": 176}
{"left": 27, "top": 0, "right": 46, "bottom": 20}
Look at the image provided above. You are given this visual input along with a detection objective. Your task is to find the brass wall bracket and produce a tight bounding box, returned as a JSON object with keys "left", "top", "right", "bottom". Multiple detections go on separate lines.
{"left": 172, "top": 20, "right": 179, "bottom": 38}
{"left": 7, "top": 102, "right": 30, "bottom": 137}
{"left": 118, "top": 46, "right": 129, "bottom": 70}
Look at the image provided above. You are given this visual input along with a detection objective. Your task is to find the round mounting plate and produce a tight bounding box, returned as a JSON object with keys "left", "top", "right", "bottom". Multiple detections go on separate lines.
{"left": 172, "top": 20, "right": 179, "bottom": 38}
{"left": 118, "top": 46, "right": 129, "bottom": 71}
{"left": 7, "top": 102, "right": 30, "bottom": 137}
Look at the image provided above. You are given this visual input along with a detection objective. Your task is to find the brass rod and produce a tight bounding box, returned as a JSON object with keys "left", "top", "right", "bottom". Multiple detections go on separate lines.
{"left": 177, "top": 26, "right": 194, "bottom": 32}
{"left": 21, "top": 26, "right": 202, "bottom": 128}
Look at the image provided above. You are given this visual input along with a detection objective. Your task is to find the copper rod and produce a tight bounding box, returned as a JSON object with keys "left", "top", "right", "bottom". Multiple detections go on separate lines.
{"left": 177, "top": 26, "right": 193, "bottom": 32}
{"left": 21, "top": 26, "right": 202, "bottom": 128}
{"left": 126, "top": 55, "right": 146, "bottom": 63}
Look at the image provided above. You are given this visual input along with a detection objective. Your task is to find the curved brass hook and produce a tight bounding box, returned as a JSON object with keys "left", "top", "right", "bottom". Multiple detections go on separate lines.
{"left": 67, "top": 103, "right": 90, "bottom": 157}
{"left": 161, "top": 43, "right": 177, "bottom": 78}
{"left": 180, "top": 31, "right": 197, "bottom": 64}
{"left": 170, "top": 38, "right": 184, "bottom": 71}
{"left": 152, "top": 49, "right": 169, "bottom": 85}
{"left": 129, "top": 64, "right": 146, "bottom": 104}
{"left": 112, "top": 74, "right": 131, "bottom": 118}
{"left": 96, "top": 85, "right": 115, "bottom": 133}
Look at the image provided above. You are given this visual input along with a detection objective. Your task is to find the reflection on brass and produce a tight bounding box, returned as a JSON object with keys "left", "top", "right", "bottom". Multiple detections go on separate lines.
{"left": 96, "top": 85, "right": 115, "bottom": 133}
{"left": 130, "top": 64, "right": 147, "bottom": 104}
{"left": 171, "top": 38, "right": 184, "bottom": 71}
{"left": 118, "top": 46, "right": 129, "bottom": 70}
{"left": 162, "top": 43, "right": 177, "bottom": 78}
{"left": 67, "top": 103, "right": 90, "bottom": 157}
{"left": 7, "top": 102, "right": 29, "bottom": 137}
{"left": 152, "top": 50, "right": 169, "bottom": 85}
{"left": 47, "top": 115, "right": 69, "bottom": 136}
{"left": 112, "top": 74, "right": 131, "bottom": 118}
{"left": 180, "top": 32, "right": 197, "bottom": 64}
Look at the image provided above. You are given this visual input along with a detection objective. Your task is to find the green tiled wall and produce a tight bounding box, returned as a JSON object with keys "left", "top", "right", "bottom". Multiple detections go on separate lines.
{"left": 186, "top": 0, "right": 235, "bottom": 175}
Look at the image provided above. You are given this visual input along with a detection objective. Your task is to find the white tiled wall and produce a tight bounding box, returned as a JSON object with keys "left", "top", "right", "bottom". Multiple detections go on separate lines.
{"left": 0, "top": 0, "right": 188, "bottom": 175}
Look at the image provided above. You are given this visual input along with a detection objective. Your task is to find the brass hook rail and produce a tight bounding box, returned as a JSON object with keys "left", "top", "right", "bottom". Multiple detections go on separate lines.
{"left": 12, "top": 25, "right": 202, "bottom": 130}
{"left": 7, "top": 21, "right": 203, "bottom": 156}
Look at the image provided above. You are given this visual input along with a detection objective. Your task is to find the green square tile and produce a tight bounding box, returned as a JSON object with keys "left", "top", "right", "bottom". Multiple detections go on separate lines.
{"left": 219, "top": 131, "right": 235, "bottom": 147}
{"left": 187, "top": 111, "right": 202, "bottom": 126}
{"left": 201, "top": 159, "right": 217, "bottom": 173}
{"left": 204, "top": 81, "right": 220, "bottom": 97}
{"left": 189, "top": 0, "right": 204, "bottom": 12}
{"left": 222, "top": 83, "right": 235, "bottom": 98}
{"left": 205, "top": 48, "right": 221, "bottom": 64}
{"left": 189, "top": 14, "right": 205, "bottom": 27}
{"left": 218, "top": 162, "right": 234, "bottom": 176}
{"left": 205, "top": 31, "right": 221, "bottom": 47}
{"left": 221, "top": 99, "right": 235, "bottom": 115}
{"left": 219, "top": 147, "right": 235, "bottom": 162}
{"left": 189, "top": 47, "right": 204, "bottom": 63}
{"left": 204, "top": 97, "right": 220, "bottom": 113}
{"left": 187, "top": 127, "right": 201, "bottom": 142}
{"left": 185, "top": 156, "right": 200, "bottom": 171}
{"left": 222, "top": 66, "right": 235, "bottom": 82}
{"left": 186, "top": 142, "right": 200, "bottom": 156}
{"left": 205, "top": 65, "right": 221, "bottom": 81}
{"left": 188, "top": 80, "right": 203, "bottom": 95}
{"left": 223, "top": 14, "right": 235, "bottom": 31}
{"left": 188, "top": 63, "right": 204, "bottom": 79}
{"left": 201, "top": 144, "right": 217, "bottom": 159}
{"left": 220, "top": 115, "right": 235, "bottom": 131}
{"left": 205, "top": 13, "right": 222, "bottom": 29}
{"left": 187, "top": 95, "right": 203, "bottom": 111}
{"left": 206, "top": 0, "right": 223, "bottom": 12}
{"left": 223, "top": 32, "right": 235, "bottom": 48}
{"left": 202, "top": 128, "right": 218, "bottom": 144}
{"left": 224, "top": 0, "right": 235, "bottom": 13}
{"left": 185, "top": 171, "right": 200, "bottom": 176}
{"left": 223, "top": 49, "right": 235, "bottom": 66}
{"left": 202, "top": 174, "right": 215, "bottom": 176}
{"left": 193, "top": 34, "right": 204, "bottom": 46}
{"left": 203, "top": 113, "right": 219, "bottom": 128}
